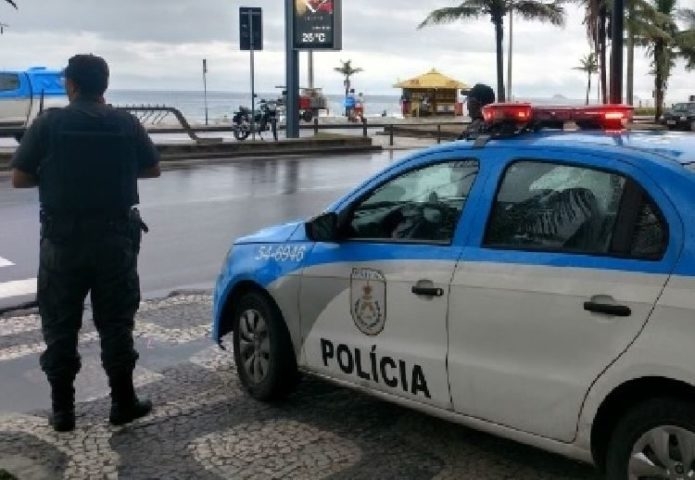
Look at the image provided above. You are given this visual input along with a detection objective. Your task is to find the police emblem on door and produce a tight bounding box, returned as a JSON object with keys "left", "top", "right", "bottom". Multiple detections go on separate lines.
{"left": 350, "top": 268, "right": 387, "bottom": 336}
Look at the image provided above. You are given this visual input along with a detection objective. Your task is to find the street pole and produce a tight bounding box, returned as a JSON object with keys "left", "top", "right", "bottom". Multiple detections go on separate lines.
{"left": 285, "top": 0, "right": 300, "bottom": 138}
{"left": 203, "top": 59, "right": 209, "bottom": 126}
{"left": 249, "top": 10, "right": 256, "bottom": 141}
{"left": 308, "top": 50, "right": 314, "bottom": 89}
{"left": 610, "top": 0, "right": 624, "bottom": 104}
{"left": 507, "top": 10, "right": 513, "bottom": 101}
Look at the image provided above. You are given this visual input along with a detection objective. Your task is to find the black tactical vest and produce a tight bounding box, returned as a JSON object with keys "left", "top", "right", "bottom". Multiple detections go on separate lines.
{"left": 39, "top": 103, "right": 139, "bottom": 216}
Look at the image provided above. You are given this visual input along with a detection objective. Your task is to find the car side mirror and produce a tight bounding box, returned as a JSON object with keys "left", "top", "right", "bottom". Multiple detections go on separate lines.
{"left": 305, "top": 212, "right": 339, "bottom": 242}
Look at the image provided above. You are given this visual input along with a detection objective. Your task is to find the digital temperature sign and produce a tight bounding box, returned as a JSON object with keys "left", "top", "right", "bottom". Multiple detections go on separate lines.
{"left": 293, "top": 0, "right": 342, "bottom": 50}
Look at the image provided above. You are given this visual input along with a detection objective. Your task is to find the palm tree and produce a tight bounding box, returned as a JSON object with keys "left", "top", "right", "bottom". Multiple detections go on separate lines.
{"left": 418, "top": 0, "right": 566, "bottom": 102}
{"left": 624, "top": 0, "right": 670, "bottom": 104}
{"left": 634, "top": 0, "right": 695, "bottom": 120}
{"left": 573, "top": 53, "right": 598, "bottom": 104}
{"left": 2, "top": 0, "right": 16, "bottom": 34}
{"left": 334, "top": 59, "right": 363, "bottom": 116}
{"left": 574, "top": 0, "right": 608, "bottom": 103}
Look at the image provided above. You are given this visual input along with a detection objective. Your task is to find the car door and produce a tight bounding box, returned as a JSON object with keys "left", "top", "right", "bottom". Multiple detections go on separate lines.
{"left": 0, "top": 73, "right": 30, "bottom": 126}
{"left": 448, "top": 152, "right": 680, "bottom": 442}
{"left": 299, "top": 158, "right": 482, "bottom": 410}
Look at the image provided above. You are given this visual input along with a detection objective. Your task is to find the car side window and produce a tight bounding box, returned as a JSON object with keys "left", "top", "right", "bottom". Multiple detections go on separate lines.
{"left": 0, "top": 73, "right": 19, "bottom": 91}
{"left": 485, "top": 161, "right": 626, "bottom": 253}
{"left": 346, "top": 160, "right": 479, "bottom": 243}
{"left": 630, "top": 195, "right": 667, "bottom": 259}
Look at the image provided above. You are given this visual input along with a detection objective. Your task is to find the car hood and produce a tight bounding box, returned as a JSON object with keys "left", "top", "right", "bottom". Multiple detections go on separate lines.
{"left": 235, "top": 220, "right": 306, "bottom": 244}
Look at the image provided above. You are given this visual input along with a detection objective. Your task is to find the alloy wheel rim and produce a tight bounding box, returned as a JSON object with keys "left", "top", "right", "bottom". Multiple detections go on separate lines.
{"left": 238, "top": 309, "right": 270, "bottom": 384}
{"left": 628, "top": 425, "right": 695, "bottom": 479}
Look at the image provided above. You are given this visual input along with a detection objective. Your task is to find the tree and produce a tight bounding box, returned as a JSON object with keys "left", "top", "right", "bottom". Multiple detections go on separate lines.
{"left": 334, "top": 59, "right": 363, "bottom": 115}
{"left": 573, "top": 52, "right": 598, "bottom": 104}
{"left": 634, "top": 0, "right": 695, "bottom": 120}
{"left": 418, "top": 0, "right": 566, "bottom": 102}
{"left": 2, "top": 0, "right": 16, "bottom": 34}
{"left": 574, "top": 0, "right": 608, "bottom": 103}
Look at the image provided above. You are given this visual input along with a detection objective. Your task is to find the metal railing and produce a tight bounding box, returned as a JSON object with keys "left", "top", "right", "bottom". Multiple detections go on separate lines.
{"left": 116, "top": 105, "right": 224, "bottom": 145}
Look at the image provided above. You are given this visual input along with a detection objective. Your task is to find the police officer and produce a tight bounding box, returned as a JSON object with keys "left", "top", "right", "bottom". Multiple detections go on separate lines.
{"left": 459, "top": 83, "right": 496, "bottom": 139}
{"left": 10, "top": 54, "right": 160, "bottom": 432}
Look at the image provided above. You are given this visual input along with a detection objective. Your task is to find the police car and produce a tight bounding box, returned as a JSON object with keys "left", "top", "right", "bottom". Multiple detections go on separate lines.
{"left": 213, "top": 103, "right": 695, "bottom": 479}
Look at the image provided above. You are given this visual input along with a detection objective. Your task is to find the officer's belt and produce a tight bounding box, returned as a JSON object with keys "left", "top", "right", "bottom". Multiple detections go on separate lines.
{"left": 40, "top": 209, "right": 137, "bottom": 237}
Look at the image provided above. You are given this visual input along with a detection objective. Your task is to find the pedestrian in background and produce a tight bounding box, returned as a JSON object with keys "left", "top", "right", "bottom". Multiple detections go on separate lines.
{"left": 10, "top": 54, "right": 160, "bottom": 432}
{"left": 459, "top": 83, "right": 496, "bottom": 139}
{"left": 345, "top": 88, "right": 357, "bottom": 122}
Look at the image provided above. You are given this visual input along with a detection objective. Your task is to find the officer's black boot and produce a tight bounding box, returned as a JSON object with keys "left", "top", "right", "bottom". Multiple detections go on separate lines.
{"left": 48, "top": 380, "right": 75, "bottom": 432}
{"left": 108, "top": 372, "right": 152, "bottom": 426}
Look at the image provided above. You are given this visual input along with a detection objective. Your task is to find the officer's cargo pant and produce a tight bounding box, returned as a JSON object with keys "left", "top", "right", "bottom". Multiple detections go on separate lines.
{"left": 37, "top": 217, "right": 142, "bottom": 384}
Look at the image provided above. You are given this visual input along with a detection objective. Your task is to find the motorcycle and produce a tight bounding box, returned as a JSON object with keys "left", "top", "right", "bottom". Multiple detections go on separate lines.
{"left": 232, "top": 99, "right": 279, "bottom": 141}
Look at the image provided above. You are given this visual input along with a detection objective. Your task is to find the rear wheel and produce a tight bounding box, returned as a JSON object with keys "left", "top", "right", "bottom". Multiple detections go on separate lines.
{"left": 605, "top": 398, "right": 695, "bottom": 480}
{"left": 301, "top": 110, "right": 314, "bottom": 122}
{"left": 232, "top": 291, "right": 298, "bottom": 401}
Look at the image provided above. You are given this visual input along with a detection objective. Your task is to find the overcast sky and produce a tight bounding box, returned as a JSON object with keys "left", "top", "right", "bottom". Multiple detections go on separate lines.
{"left": 2, "top": 0, "right": 694, "bottom": 104}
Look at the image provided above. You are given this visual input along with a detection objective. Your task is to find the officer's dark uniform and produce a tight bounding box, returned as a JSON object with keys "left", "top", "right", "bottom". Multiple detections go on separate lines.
{"left": 10, "top": 98, "right": 159, "bottom": 426}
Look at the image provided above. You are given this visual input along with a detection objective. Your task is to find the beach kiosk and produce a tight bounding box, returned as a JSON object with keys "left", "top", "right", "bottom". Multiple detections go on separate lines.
{"left": 394, "top": 69, "right": 468, "bottom": 117}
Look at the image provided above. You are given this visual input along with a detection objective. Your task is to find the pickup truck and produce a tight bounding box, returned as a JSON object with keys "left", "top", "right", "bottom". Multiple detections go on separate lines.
{"left": 0, "top": 67, "right": 68, "bottom": 142}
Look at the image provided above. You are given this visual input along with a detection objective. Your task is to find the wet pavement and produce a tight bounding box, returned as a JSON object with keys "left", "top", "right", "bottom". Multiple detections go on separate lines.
{"left": 0, "top": 150, "right": 409, "bottom": 311}
{"left": 0, "top": 293, "right": 601, "bottom": 480}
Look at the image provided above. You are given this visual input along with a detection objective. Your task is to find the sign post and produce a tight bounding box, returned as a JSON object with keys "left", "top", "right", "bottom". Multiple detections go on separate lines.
{"left": 240, "top": 7, "right": 263, "bottom": 140}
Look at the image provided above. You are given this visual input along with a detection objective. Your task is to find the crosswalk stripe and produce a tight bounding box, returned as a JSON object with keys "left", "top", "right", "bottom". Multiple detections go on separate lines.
{"left": 0, "top": 278, "right": 37, "bottom": 300}
{"left": 0, "top": 256, "right": 14, "bottom": 268}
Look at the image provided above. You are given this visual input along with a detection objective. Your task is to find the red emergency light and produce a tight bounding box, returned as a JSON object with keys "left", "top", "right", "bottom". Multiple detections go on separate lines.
{"left": 481, "top": 103, "right": 634, "bottom": 131}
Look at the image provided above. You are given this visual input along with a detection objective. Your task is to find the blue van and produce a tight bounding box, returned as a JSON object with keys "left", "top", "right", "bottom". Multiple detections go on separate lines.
{"left": 0, "top": 67, "right": 68, "bottom": 141}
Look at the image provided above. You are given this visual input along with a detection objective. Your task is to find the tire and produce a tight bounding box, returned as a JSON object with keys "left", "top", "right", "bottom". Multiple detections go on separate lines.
{"left": 233, "top": 125, "right": 250, "bottom": 141}
{"left": 690, "top": 120, "right": 695, "bottom": 132}
{"left": 232, "top": 291, "right": 298, "bottom": 401}
{"left": 301, "top": 110, "right": 313, "bottom": 122}
{"left": 605, "top": 397, "right": 695, "bottom": 480}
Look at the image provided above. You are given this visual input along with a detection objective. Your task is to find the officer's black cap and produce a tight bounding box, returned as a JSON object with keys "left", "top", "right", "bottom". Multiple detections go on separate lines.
{"left": 462, "top": 83, "right": 495, "bottom": 105}
{"left": 63, "top": 54, "right": 109, "bottom": 96}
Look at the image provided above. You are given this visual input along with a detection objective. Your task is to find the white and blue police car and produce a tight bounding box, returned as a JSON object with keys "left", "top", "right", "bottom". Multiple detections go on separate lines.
{"left": 213, "top": 103, "right": 695, "bottom": 479}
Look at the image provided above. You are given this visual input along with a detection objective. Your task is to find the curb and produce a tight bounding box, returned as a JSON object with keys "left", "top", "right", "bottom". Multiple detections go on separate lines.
{"left": 0, "top": 137, "right": 381, "bottom": 171}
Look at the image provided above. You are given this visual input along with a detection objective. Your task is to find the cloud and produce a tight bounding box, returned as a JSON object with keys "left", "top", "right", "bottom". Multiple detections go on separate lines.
{"left": 0, "top": 0, "right": 692, "bottom": 103}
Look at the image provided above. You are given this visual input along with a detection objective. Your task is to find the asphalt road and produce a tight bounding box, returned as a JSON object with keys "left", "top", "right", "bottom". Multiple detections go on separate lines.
{"left": 0, "top": 150, "right": 406, "bottom": 311}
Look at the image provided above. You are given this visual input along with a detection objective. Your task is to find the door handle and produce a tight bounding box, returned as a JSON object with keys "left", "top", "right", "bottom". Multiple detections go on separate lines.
{"left": 583, "top": 301, "right": 632, "bottom": 317}
{"left": 411, "top": 286, "right": 444, "bottom": 297}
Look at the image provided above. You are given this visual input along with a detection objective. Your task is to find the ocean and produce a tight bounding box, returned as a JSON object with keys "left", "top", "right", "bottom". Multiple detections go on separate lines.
{"left": 105, "top": 89, "right": 596, "bottom": 126}
{"left": 106, "top": 90, "right": 403, "bottom": 125}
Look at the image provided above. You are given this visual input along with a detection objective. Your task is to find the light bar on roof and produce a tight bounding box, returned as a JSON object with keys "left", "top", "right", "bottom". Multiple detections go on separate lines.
{"left": 481, "top": 103, "right": 634, "bottom": 131}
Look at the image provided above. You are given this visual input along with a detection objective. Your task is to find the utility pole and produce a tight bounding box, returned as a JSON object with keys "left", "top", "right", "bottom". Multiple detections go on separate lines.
{"left": 308, "top": 50, "right": 314, "bottom": 89}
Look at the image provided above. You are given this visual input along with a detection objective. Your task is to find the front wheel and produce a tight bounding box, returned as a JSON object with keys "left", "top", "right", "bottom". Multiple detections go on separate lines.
{"left": 233, "top": 124, "right": 250, "bottom": 141}
{"left": 605, "top": 398, "right": 695, "bottom": 480}
{"left": 232, "top": 291, "right": 298, "bottom": 401}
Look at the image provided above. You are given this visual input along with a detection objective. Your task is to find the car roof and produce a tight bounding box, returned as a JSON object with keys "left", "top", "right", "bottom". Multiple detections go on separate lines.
{"left": 445, "top": 130, "right": 695, "bottom": 167}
